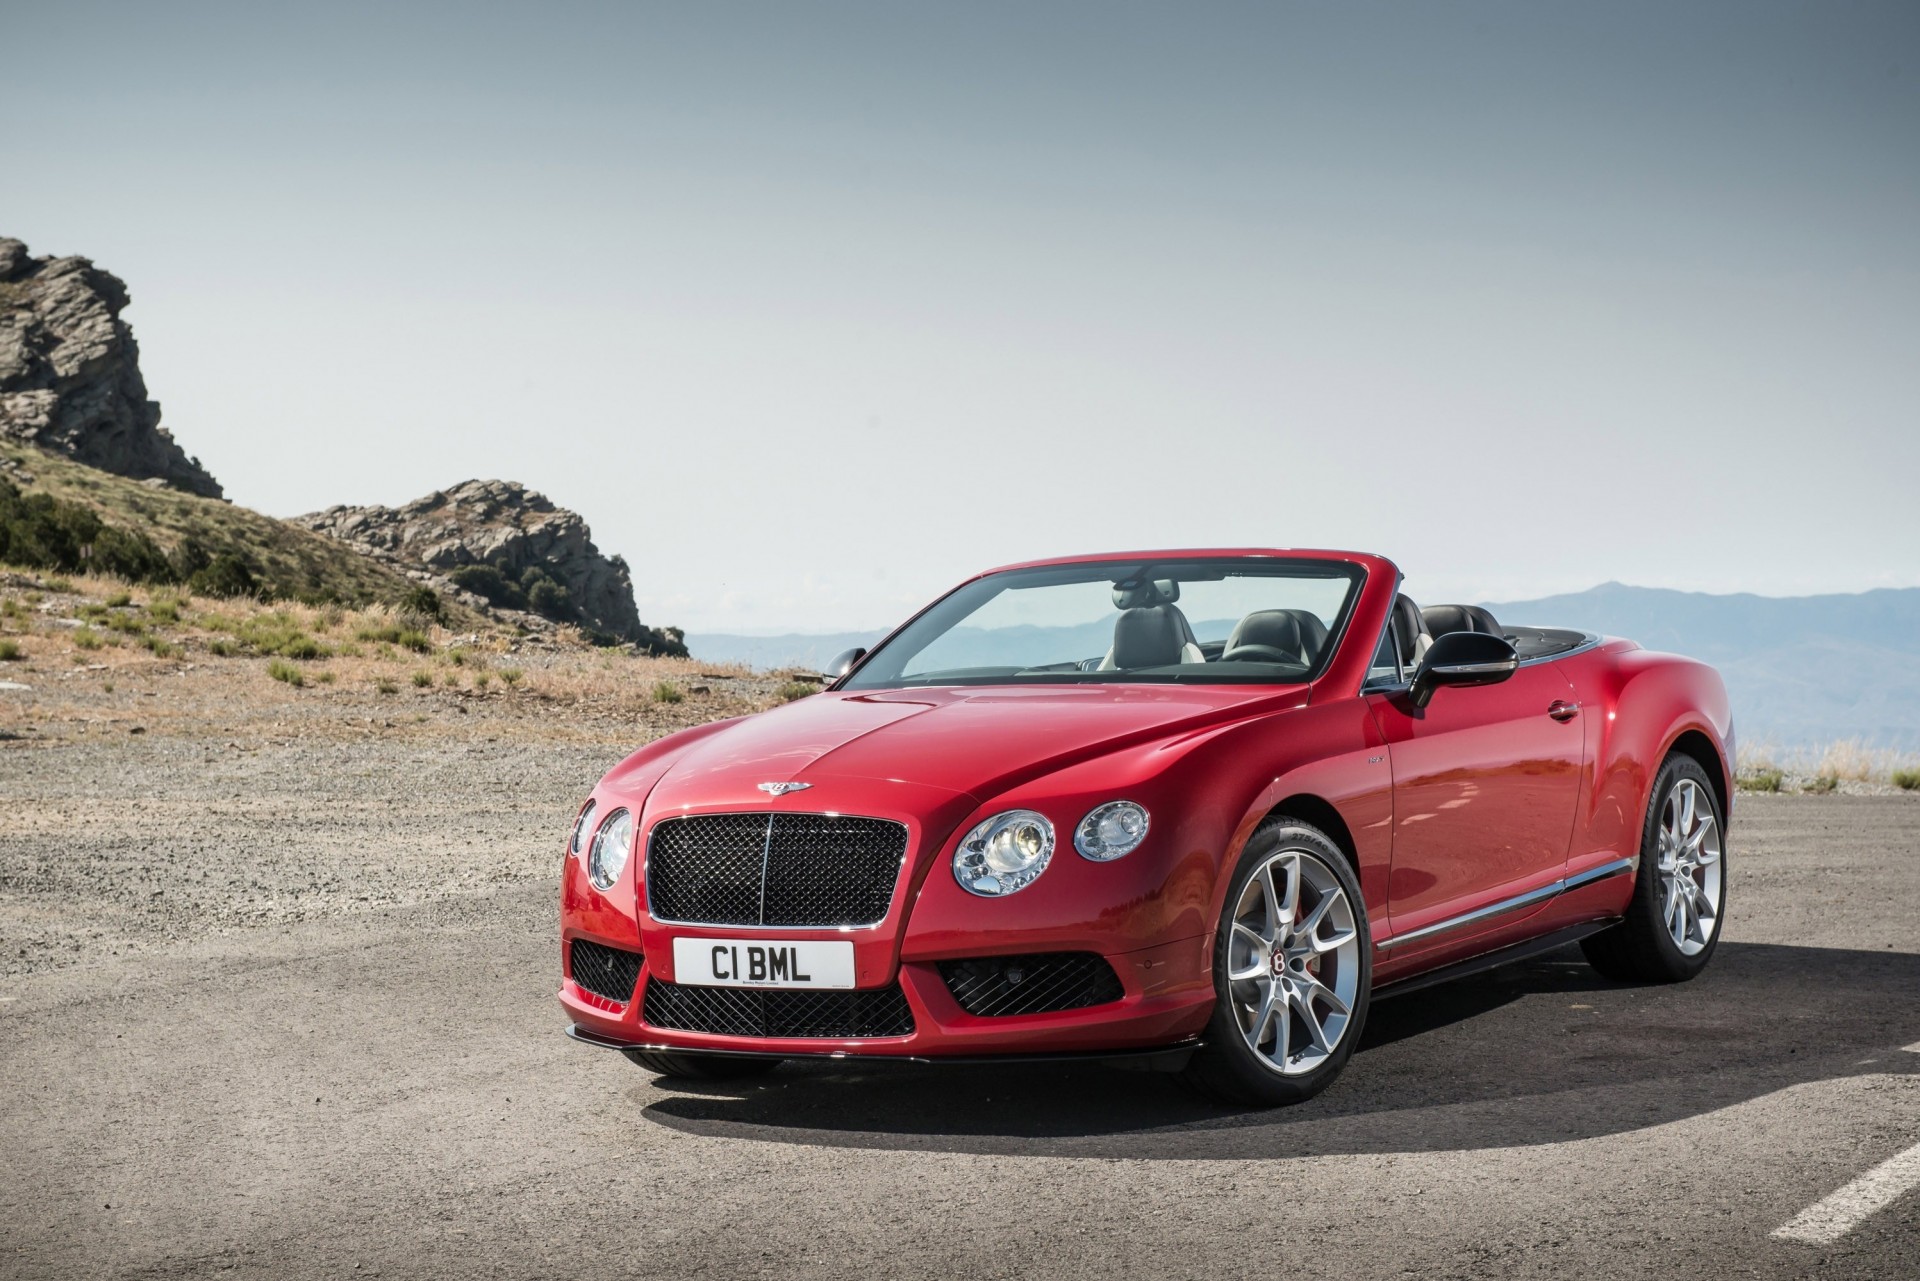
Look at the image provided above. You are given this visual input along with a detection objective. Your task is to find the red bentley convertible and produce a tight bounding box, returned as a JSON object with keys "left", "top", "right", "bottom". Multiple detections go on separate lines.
{"left": 560, "top": 550, "right": 1732, "bottom": 1105}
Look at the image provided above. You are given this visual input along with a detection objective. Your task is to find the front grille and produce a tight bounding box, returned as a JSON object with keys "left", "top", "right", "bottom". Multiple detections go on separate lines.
{"left": 570, "top": 940, "right": 643, "bottom": 1004}
{"left": 939, "top": 952, "right": 1125, "bottom": 1017}
{"left": 641, "top": 979, "right": 915, "bottom": 1039}
{"left": 646, "top": 813, "right": 907, "bottom": 928}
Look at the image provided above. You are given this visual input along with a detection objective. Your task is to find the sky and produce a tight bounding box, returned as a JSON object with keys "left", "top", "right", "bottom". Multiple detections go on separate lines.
{"left": 3, "top": 1, "right": 1916, "bottom": 634}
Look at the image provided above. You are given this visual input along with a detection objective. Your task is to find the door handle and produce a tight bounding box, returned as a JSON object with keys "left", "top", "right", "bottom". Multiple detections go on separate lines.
{"left": 1548, "top": 700, "right": 1581, "bottom": 722}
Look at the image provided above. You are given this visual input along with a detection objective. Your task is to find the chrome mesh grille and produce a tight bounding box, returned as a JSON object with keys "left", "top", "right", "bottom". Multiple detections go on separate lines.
{"left": 938, "top": 953, "right": 1125, "bottom": 1017}
{"left": 646, "top": 813, "right": 907, "bottom": 928}
{"left": 641, "top": 979, "right": 915, "bottom": 1039}
{"left": 569, "top": 939, "right": 643, "bottom": 1004}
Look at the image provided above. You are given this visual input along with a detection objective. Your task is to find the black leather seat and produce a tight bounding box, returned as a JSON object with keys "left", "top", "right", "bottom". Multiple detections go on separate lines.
{"left": 1421, "top": 603, "right": 1503, "bottom": 639}
{"left": 1391, "top": 594, "right": 1432, "bottom": 667}
{"left": 1221, "top": 609, "right": 1328, "bottom": 666}
{"left": 1100, "top": 579, "right": 1205, "bottom": 670}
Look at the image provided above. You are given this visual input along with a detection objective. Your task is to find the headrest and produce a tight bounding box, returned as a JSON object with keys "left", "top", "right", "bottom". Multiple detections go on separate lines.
{"left": 1112, "top": 578, "right": 1180, "bottom": 610}
{"left": 1391, "top": 594, "right": 1425, "bottom": 660}
{"left": 1110, "top": 605, "right": 1184, "bottom": 669}
{"left": 1421, "top": 604, "right": 1502, "bottom": 638}
{"left": 1224, "top": 609, "right": 1303, "bottom": 658}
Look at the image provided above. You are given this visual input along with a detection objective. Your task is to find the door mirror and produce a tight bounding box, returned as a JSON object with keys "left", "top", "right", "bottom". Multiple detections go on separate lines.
{"left": 822, "top": 647, "right": 868, "bottom": 681}
{"left": 1407, "top": 632, "right": 1518, "bottom": 709}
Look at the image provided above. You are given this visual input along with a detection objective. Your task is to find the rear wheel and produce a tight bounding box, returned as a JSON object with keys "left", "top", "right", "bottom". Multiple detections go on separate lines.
{"left": 624, "top": 1049, "right": 782, "bottom": 1080}
{"left": 1182, "top": 819, "right": 1371, "bottom": 1107}
{"left": 1581, "top": 753, "right": 1726, "bottom": 983}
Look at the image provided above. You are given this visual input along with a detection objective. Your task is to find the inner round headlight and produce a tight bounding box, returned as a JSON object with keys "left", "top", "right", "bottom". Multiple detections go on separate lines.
{"left": 570, "top": 799, "right": 598, "bottom": 858}
{"left": 954, "top": 809, "right": 1055, "bottom": 897}
{"left": 1075, "top": 801, "right": 1150, "bottom": 861}
{"left": 587, "top": 807, "right": 632, "bottom": 890}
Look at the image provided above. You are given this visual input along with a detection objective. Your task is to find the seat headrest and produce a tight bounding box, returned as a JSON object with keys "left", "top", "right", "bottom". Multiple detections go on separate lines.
{"left": 1391, "top": 594, "right": 1425, "bottom": 662}
{"left": 1421, "top": 604, "right": 1502, "bottom": 638}
{"left": 1110, "top": 606, "right": 1185, "bottom": 669}
{"left": 1112, "top": 578, "right": 1180, "bottom": 611}
{"left": 1224, "top": 609, "right": 1303, "bottom": 659}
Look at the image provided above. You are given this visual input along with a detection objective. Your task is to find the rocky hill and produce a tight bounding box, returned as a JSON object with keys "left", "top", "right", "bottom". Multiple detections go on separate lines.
{"left": 298, "top": 481, "right": 684, "bottom": 654}
{"left": 0, "top": 237, "right": 222, "bottom": 498}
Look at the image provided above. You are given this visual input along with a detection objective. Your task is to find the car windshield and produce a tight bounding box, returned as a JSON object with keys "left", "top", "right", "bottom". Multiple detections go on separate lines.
{"left": 841, "top": 557, "right": 1366, "bottom": 688}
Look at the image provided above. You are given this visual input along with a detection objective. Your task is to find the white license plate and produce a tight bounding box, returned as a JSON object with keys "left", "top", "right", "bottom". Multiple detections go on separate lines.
{"left": 671, "top": 937, "right": 856, "bottom": 989}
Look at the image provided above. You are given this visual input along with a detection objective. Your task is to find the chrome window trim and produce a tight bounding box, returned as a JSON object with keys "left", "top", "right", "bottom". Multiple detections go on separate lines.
{"left": 1379, "top": 856, "right": 1635, "bottom": 951}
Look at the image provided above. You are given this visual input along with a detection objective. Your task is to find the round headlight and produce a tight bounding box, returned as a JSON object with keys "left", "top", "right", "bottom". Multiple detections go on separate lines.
{"left": 569, "top": 798, "right": 598, "bottom": 857}
{"left": 954, "top": 810, "right": 1055, "bottom": 897}
{"left": 1075, "top": 801, "right": 1150, "bottom": 861}
{"left": 587, "top": 807, "right": 632, "bottom": 890}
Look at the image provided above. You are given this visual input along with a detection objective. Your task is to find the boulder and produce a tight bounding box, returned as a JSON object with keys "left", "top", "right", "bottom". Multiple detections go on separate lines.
{"left": 0, "top": 236, "right": 222, "bottom": 498}
{"left": 297, "top": 479, "right": 680, "bottom": 652}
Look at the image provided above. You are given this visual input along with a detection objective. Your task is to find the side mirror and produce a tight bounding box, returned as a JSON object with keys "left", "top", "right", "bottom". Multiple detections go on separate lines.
{"left": 822, "top": 647, "right": 868, "bottom": 681}
{"left": 1407, "top": 632, "right": 1518, "bottom": 710}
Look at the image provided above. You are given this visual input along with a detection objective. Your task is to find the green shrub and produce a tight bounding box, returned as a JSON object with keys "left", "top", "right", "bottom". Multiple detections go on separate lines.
{"left": 106, "top": 613, "right": 146, "bottom": 635}
{"left": 500, "top": 667, "right": 522, "bottom": 686}
{"left": 653, "top": 680, "right": 684, "bottom": 704}
{"left": 188, "top": 553, "right": 258, "bottom": 599}
{"left": 72, "top": 628, "right": 103, "bottom": 650}
{"left": 0, "top": 639, "right": 21, "bottom": 661}
{"left": 411, "top": 670, "right": 433, "bottom": 688}
{"left": 1806, "top": 774, "right": 1839, "bottom": 795}
{"left": 1892, "top": 768, "right": 1920, "bottom": 792}
{"left": 146, "top": 597, "right": 181, "bottom": 624}
{"left": 775, "top": 681, "right": 817, "bottom": 703}
{"left": 207, "top": 638, "right": 236, "bottom": 657}
{"left": 355, "top": 622, "right": 404, "bottom": 644}
{"left": 315, "top": 669, "right": 336, "bottom": 684}
{"left": 105, "top": 591, "right": 132, "bottom": 608}
{"left": 45, "top": 577, "right": 73, "bottom": 593}
{"left": 397, "top": 629, "right": 433, "bottom": 654}
{"left": 268, "top": 659, "right": 304, "bottom": 687}
{"left": 1737, "top": 769, "right": 1783, "bottom": 794}
{"left": 140, "top": 635, "right": 179, "bottom": 658}
{"left": 399, "top": 585, "right": 443, "bottom": 621}
{"left": 0, "top": 478, "right": 176, "bottom": 583}
{"left": 474, "top": 671, "right": 491, "bottom": 690}
{"left": 376, "top": 678, "right": 398, "bottom": 695}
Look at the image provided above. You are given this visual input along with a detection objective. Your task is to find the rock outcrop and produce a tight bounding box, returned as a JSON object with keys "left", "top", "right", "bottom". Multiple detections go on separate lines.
{"left": 297, "top": 480, "right": 681, "bottom": 652}
{"left": 0, "top": 237, "right": 222, "bottom": 498}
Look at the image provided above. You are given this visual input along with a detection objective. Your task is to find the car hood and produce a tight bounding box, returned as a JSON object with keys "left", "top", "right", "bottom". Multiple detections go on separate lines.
{"left": 642, "top": 683, "right": 1309, "bottom": 813}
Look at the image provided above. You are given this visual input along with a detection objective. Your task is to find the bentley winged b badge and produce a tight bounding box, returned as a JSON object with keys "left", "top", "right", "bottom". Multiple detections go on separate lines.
{"left": 757, "top": 781, "right": 813, "bottom": 796}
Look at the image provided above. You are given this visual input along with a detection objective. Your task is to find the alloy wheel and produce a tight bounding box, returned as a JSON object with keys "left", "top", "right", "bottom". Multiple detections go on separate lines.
{"left": 1655, "top": 777, "right": 1723, "bottom": 956}
{"left": 1225, "top": 849, "right": 1361, "bottom": 1076}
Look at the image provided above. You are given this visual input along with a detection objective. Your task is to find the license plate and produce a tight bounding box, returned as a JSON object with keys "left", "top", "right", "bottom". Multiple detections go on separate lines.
{"left": 671, "top": 937, "right": 856, "bottom": 989}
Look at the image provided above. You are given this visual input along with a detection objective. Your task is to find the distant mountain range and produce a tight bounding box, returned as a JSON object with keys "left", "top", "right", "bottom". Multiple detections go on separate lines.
{"left": 688, "top": 582, "right": 1920, "bottom": 749}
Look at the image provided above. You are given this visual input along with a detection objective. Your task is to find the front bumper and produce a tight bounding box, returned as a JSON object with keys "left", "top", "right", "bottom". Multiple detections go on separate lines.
{"left": 556, "top": 934, "right": 1214, "bottom": 1060}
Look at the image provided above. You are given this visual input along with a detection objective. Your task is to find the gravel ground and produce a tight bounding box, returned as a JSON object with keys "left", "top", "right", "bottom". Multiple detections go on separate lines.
{"left": 3, "top": 703, "right": 1918, "bottom": 1277}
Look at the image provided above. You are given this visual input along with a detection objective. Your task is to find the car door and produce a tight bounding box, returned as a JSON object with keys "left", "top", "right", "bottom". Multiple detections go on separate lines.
{"left": 1365, "top": 642, "right": 1585, "bottom": 944}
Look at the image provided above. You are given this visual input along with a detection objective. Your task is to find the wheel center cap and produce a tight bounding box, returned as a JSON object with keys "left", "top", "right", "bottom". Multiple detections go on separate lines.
{"left": 1270, "top": 951, "right": 1288, "bottom": 977}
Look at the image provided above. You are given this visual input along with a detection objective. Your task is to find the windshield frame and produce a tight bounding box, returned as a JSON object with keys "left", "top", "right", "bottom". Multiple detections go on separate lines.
{"left": 837, "top": 555, "right": 1369, "bottom": 690}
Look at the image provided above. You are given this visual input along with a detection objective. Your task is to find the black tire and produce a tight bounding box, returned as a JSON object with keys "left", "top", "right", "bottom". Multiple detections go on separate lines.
{"left": 623, "top": 1049, "right": 782, "bottom": 1080}
{"left": 1182, "top": 818, "right": 1372, "bottom": 1107}
{"left": 1581, "top": 753, "right": 1727, "bottom": 983}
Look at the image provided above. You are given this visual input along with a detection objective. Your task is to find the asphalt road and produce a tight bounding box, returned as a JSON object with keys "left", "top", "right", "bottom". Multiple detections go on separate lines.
{"left": 3, "top": 793, "right": 1917, "bottom": 1279}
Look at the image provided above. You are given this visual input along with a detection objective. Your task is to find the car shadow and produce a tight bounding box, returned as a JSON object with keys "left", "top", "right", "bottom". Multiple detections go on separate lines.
{"left": 635, "top": 942, "right": 1920, "bottom": 1158}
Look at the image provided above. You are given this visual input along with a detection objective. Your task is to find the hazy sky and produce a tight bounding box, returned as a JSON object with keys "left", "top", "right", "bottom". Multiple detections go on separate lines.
{"left": 4, "top": 1, "right": 1916, "bottom": 632}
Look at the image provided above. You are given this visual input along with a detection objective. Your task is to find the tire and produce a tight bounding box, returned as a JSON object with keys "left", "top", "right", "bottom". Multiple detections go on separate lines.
{"left": 1581, "top": 753, "right": 1727, "bottom": 983}
{"left": 623, "top": 1049, "right": 782, "bottom": 1080}
{"left": 1182, "top": 819, "right": 1372, "bottom": 1107}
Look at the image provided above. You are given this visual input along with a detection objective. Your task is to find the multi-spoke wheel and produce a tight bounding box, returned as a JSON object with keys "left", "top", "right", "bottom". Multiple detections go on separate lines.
{"left": 1185, "top": 819, "right": 1371, "bottom": 1106}
{"left": 1582, "top": 753, "right": 1729, "bottom": 983}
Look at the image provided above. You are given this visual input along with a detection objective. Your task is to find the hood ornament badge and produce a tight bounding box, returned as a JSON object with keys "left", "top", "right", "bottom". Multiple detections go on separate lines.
{"left": 758, "top": 781, "right": 812, "bottom": 796}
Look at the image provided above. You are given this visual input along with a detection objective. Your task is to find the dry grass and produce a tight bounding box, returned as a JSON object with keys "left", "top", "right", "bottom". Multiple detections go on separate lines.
{"left": 0, "top": 568, "right": 773, "bottom": 746}
{"left": 1737, "top": 738, "right": 1920, "bottom": 794}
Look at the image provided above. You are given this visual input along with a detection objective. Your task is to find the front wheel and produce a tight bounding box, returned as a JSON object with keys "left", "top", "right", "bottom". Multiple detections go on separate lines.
{"left": 1581, "top": 753, "right": 1727, "bottom": 983}
{"left": 1182, "top": 819, "right": 1371, "bottom": 1107}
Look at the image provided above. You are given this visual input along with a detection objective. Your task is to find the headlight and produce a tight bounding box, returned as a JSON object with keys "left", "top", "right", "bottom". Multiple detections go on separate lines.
{"left": 587, "top": 807, "right": 632, "bottom": 890}
{"left": 569, "top": 799, "right": 598, "bottom": 858}
{"left": 1075, "top": 801, "right": 1150, "bottom": 861}
{"left": 954, "top": 809, "right": 1055, "bottom": 897}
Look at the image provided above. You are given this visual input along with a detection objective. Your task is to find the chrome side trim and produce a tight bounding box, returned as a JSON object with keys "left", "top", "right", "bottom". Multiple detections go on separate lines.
{"left": 1515, "top": 631, "right": 1603, "bottom": 669}
{"left": 1564, "top": 856, "right": 1636, "bottom": 890}
{"left": 1383, "top": 880, "right": 1564, "bottom": 950}
{"left": 1379, "top": 852, "right": 1636, "bottom": 951}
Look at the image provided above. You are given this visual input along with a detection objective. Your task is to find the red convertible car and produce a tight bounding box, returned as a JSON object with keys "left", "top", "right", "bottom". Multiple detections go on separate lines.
{"left": 560, "top": 550, "right": 1732, "bottom": 1105}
